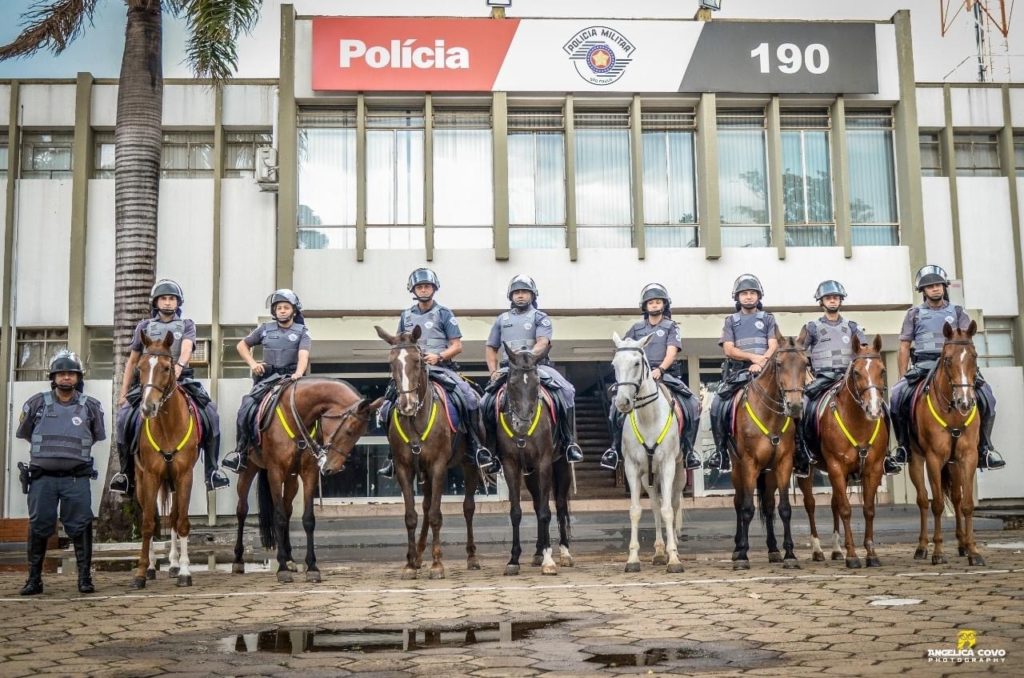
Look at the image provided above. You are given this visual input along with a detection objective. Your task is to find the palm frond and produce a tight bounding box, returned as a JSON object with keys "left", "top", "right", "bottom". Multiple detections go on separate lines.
{"left": 181, "top": 0, "right": 263, "bottom": 82}
{"left": 0, "top": 0, "right": 100, "bottom": 61}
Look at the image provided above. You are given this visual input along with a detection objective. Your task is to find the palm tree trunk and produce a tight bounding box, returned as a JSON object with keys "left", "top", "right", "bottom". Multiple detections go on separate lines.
{"left": 96, "top": 0, "right": 163, "bottom": 541}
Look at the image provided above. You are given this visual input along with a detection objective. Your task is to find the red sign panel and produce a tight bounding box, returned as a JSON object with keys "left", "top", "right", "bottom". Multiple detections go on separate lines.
{"left": 312, "top": 18, "right": 520, "bottom": 91}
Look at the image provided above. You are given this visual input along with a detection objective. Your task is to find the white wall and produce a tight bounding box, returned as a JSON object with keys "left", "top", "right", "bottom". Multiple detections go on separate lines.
{"left": 957, "top": 177, "right": 1018, "bottom": 316}
{"left": 921, "top": 177, "right": 956, "bottom": 273}
{"left": 223, "top": 85, "right": 277, "bottom": 128}
{"left": 220, "top": 179, "right": 277, "bottom": 325}
{"left": 90, "top": 84, "right": 118, "bottom": 128}
{"left": 0, "top": 85, "right": 10, "bottom": 127}
{"left": 162, "top": 85, "right": 215, "bottom": 127}
{"left": 156, "top": 180, "right": 215, "bottom": 324}
{"left": 977, "top": 366, "right": 1024, "bottom": 500}
{"left": 14, "top": 180, "right": 72, "bottom": 326}
{"left": 19, "top": 84, "right": 76, "bottom": 127}
{"left": 950, "top": 87, "right": 1004, "bottom": 128}
{"left": 84, "top": 180, "right": 115, "bottom": 326}
{"left": 916, "top": 87, "right": 945, "bottom": 129}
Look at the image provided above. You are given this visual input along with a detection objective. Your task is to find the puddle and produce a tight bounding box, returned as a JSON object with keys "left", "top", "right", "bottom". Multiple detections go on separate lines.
{"left": 585, "top": 648, "right": 708, "bottom": 668}
{"left": 869, "top": 598, "right": 922, "bottom": 606}
{"left": 985, "top": 541, "right": 1024, "bottom": 550}
{"left": 221, "top": 620, "right": 565, "bottom": 654}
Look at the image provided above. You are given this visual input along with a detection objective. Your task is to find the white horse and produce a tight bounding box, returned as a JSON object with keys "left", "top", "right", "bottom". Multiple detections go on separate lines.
{"left": 611, "top": 332, "right": 686, "bottom": 574}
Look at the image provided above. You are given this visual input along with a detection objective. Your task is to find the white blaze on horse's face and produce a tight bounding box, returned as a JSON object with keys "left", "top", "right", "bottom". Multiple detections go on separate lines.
{"left": 952, "top": 346, "right": 976, "bottom": 414}
{"left": 612, "top": 341, "right": 645, "bottom": 414}
{"left": 395, "top": 348, "right": 416, "bottom": 415}
{"left": 860, "top": 357, "right": 885, "bottom": 420}
{"left": 140, "top": 355, "right": 160, "bottom": 418}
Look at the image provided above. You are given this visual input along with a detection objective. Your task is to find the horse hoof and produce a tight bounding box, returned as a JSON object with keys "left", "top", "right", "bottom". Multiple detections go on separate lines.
{"left": 130, "top": 577, "right": 146, "bottom": 590}
{"left": 733, "top": 560, "right": 750, "bottom": 571}
{"left": 932, "top": 554, "right": 948, "bottom": 566}
{"left": 914, "top": 548, "right": 928, "bottom": 560}
{"left": 177, "top": 575, "right": 192, "bottom": 587}
{"left": 305, "top": 570, "right": 322, "bottom": 583}
{"left": 231, "top": 563, "right": 245, "bottom": 575}
{"left": 812, "top": 552, "right": 826, "bottom": 562}
{"left": 768, "top": 551, "right": 783, "bottom": 564}
{"left": 467, "top": 557, "right": 482, "bottom": 571}
{"left": 559, "top": 555, "right": 575, "bottom": 568}
{"left": 401, "top": 568, "right": 418, "bottom": 580}
{"left": 531, "top": 554, "right": 544, "bottom": 567}
{"left": 830, "top": 551, "right": 844, "bottom": 561}
{"left": 968, "top": 555, "right": 987, "bottom": 567}
{"left": 652, "top": 553, "right": 668, "bottom": 566}
{"left": 504, "top": 564, "right": 520, "bottom": 576}
{"left": 146, "top": 568, "right": 157, "bottom": 581}
{"left": 286, "top": 561, "right": 298, "bottom": 573}
{"left": 846, "top": 557, "right": 862, "bottom": 570}
{"left": 429, "top": 567, "right": 446, "bottom": 580}
{"left": 624, "top": 562, "right": 641, "bottom": 573}
{"left": 276, "top": 570, "right": 293, "bottom": 584}
{"left": 866, "top": 557, "right": 882, "bottom": 568}
{"left": 783, "top": 559, "right": 801, "bottom": 570}
{"left": 666, "top": 562, "right": 685, "bottom": 574}
{"left": 731, "top": 551, "right": 741, "bottom": 561}
{"left": 168, "top": 566, "right": 180, "bottom": 578}
{"left": 958, "top": 546, "right": 968, "bottom": 557}
{"left": 541, "top": 564, "right": 558, "bottom": 576}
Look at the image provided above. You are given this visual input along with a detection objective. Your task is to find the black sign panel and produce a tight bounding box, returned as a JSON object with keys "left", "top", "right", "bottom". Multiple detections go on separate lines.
{"left": 679, "top": 22, "right": 878, "bottom": 94}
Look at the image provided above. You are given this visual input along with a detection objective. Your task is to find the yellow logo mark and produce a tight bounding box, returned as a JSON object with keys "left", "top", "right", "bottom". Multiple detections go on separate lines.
{"left": 957, "top": 629, "right": 977, "bottom": 651}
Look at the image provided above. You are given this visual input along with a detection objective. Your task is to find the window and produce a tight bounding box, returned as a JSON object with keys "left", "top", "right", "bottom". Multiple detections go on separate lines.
{"left": 86, "top": 329, "right": 113, "bottom": 380}
{"left": 224, "top": 131, "right": 273, "bottom": 178}
{"left": 222, "top": 326, "right": 257, "bottom": 378}
{"left": 433, "top": 108, "right": 493, "bottom": 248}
{"left": 21, "top": 132, "right": 73, "bottom": 178}
{"left": 718, "top": 110, "right": 769, "bottom": 247}
{"left": 297, "top": 109, "right": 357, "bottom": 250}
{"left": 366, "top": 110, "right": 425, "bottom": 249}
{"left": 94, "top": 132, "right": 115, "bottom": 179}
{"left": 575, "top": 109, "right": 632, "bottom": 247}
{"left": 161, "top": 132, "right": 214, "bottom": 178}
{"left": 846, "top": 110, "right": 899, "bottom": 246}
{"left": 642, "top": 110, "right": 698, "bottom": 247}
{"left": 15, "top": 329, "right": 68, "bottom": 381}
{"left": 782, "top": 109, "right": 834, "bottom": 247}
{"left": 954, "top": 132, "right": 1001, "bottom": 177}
{"left": 508, "top": 109, "right": 565, "bottom": 249}
{"left": 920, "top": 131, "right": 943, "bottom": 177}
{"left": 0, "top": 133, "right": 8, "bottom": 177}
{"left": 975, "top": 318, "right": 1015, "bottom": 367}
{"left": 1014, "top": 133, "right": 1024, "bottom": 172}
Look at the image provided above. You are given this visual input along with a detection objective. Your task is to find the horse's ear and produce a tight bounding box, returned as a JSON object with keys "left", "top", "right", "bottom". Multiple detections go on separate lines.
{"left": 374, "top": 325, "right": 396, "bottom": 345}
{"left": 361, "top": 396, "right": 386, "bottom": 414}
{"left": 612, "top": 331, "right": 623, "bottom": 347}
{"left": 162, "top": 331, "right": 174, "bottom": 349}
{"left": 637, "top": 332, "right": 655, "bottom": 348}
{"left": 943, "top": 321, "right": 954, "bottom": 340}
{"left": 967, "top": 319, "right": 978, "bottom": 338}
{"left": 503, "top": 342, "right": 520, "bottom": 365}
{"left": 411, "top": 324, "right": 422, "bottom": 341}
{"left": 872, "top": 333, "right": 883, "bottom": 353}
{"left": 141, "top": 331, "right": 152, "bottom": 348}
{"left": 796, "top": 325, "right": 808, "bottom": 348}
{"left": 850, "top": 333, "right": 862, "bottom": 354}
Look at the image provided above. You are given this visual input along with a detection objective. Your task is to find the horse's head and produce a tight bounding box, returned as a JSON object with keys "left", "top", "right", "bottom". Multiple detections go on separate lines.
{"left": 848, "top": 333, "right": 887, "bottom": 420}
{"left": 940, "top": 320, "right": 979, "bottom": 416}
{"left": 138, "top": 330, "right": 176, "bottom": 419}
{"left": 773, "top": 328, "right": 810, "bottom": 419}
{"left": 503, "top": 342, "right": 544, "bottom": 436}
{"left": 611, "top": 332, "right": 654, "bottom": 414}
{"left": 375, "top": 325, "right": 427, "bottom": 417}
{"left": 319, "top": 396, "right": 386, "bottom": 475}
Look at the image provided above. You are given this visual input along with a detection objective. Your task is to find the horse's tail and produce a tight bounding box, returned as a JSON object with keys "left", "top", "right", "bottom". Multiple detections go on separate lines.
{"left": 256, "top": 469, "right": 276, "bottom": 549}
{"left": 756, "top": 471, "right": 771, "bottom": 527}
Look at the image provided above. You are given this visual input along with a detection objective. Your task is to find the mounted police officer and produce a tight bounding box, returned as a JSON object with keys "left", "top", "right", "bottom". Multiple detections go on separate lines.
{"left": 480, "top": 274, "right": 584, "bottom": 473}
{"left": 379, "top": 268, "right": 492, "bottom": 478}
{"left": 890, "top": 265, "right": 1005, "bottom": 470}
{"left": 110, "top": 279, "right": 229, "bottom": 494}
{"left": 16, "top": 351, "right": 105, "bottom": 595}
{"left": 707, "top": 274, "right": 778, "bottom": 473}
{"left": 222, "top": 289, "right": 311, "bottom": 472}
{"left": 600, "top": 283, "right": 701, "bottom": 472}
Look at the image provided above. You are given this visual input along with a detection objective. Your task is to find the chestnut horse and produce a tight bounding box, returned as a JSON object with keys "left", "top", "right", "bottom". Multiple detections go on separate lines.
{"left": 232, "top": 378, "right": 382, "bottom": 582}
{"left": 907, "top": 321, "right": 986, "bottom": 566}
{"left": 376, "top": 325, "right": 482, "bottom": 580}
{"left": 797, "top": 334, "right": 890, "bottom": 568}
{"left": 730, "top": 331, "right": 809, "bottom": 570}
{"left": 132, "top": 331, "right": 200, "bottom": 589}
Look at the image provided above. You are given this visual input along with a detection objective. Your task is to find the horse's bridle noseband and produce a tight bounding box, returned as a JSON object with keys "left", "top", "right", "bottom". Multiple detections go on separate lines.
{"left": 139, "top": 350, "right": 177, "bottom": 415}
{"left": 933, "top": 339, "right": 978, "bottom": 414}
{"left": 844, "top": 353, "right": 887, "bottom": 409}
{"left": 391, "top": 342, "right": 430, "bottom": 416}
{"left": 612, "top": 347, "right": 660, "bottom": 411}
{"left": 748, "top": 347, "right": 805, "bottom": 416}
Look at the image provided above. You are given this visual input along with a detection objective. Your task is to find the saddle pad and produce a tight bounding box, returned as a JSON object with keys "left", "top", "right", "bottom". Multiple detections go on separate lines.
{"left": 908, "top": 379, "right": 928, "bottom": 428}
{"left": 432, "top": 381, "right": 458, "bottom": 433}
{"left": 183, "top": 388, "right": 204, "bottom": 443}
{"left": 729, "top": 392, "right": 742, "bottom": 438}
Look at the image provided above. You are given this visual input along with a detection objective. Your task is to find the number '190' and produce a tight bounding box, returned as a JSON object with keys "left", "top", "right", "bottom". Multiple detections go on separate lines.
{"left": 750, "top": 43, "right": 830, "bottom": 75}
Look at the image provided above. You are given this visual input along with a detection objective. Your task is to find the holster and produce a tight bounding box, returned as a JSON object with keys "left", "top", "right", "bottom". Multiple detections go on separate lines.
{"left": 17, "top": 462, "right": 31, "bottom": 495}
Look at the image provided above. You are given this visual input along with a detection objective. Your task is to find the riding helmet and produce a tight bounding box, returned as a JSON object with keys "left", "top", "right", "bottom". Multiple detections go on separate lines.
{"left": 266, "top": 288, "right": 302, "bottom": 311}
{"left": 814, "top": 280, "right": 847, "bottom": 302}
{"left": 48, "top": 349, "right": 85, "bottom": 379}
{"left": 150, "top": 279, "right": 184, "bottom": 307}
{"left": 407, "top": 268, "right": 440, "bottom": 292}
{"left": 914, "top": 265, "right": 950, "bottom": 291}
{"left": 732, "top": 274, "right": 764, "bottom": 300}
{"left": 507, "top": 274, "right": 539, "bottom": 301}
{"left": 640, "top": 283, "right": 671, "bottom": 311}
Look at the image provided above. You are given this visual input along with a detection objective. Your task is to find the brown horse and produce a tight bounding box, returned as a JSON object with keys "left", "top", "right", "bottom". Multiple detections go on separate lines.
{"left": 797, "top": 334, "right": 890, "bottom": 569}
{"left": 132, "top": 331, "right": 200, "bottom": 589}
{"left": 232, "top": 378, "right": 382, "bottom": 582}
{"left": 730, "top": 331, "right": 809, "bottom": 570}
{"left": 907, "top": 321, "right": 986, "bottom": 566}
{"left": 375, "top": 325, "right": 482, "bottom": 580}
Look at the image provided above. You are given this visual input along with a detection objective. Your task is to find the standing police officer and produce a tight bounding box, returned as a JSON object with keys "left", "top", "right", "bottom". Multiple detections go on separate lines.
{"left": 481, "top": 274, "right": 584, "bottom": 473}
{"left": 16, "top": 351, "right": 106, "bottom": 595}
{"left": 222, "top": 289, "right": 311, "bottom": 472}
{"left": 601, "top": 283, "right": 702, "bottom": 472}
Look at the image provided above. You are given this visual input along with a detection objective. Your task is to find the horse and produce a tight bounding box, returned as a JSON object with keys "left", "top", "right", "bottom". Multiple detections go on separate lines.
{"left": 797, "top": 334, "right": 890, "bottom": 569}
{"left": 231, "top": 378, "right": 382, "bottom": 582}
{"left": 496, "top": 343, "right": 573, "bottom": 576}
{"left": 907, "top": 321, "right": 986, "bottom": 566}
{"left": 729, "top": 330, "right": 809, "bottom": 570}
{"left": 611, "top": 332, "right": 686, "bottom": 574}
{"left": 375, "top": 325, "right": 483, "bottom": 580}
{"left": 131, "top": 331, "right": 201, "bottom": 589}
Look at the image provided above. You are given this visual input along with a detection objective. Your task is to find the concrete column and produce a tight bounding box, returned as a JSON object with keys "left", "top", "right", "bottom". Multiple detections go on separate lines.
{"left": 696, "top": 93, "right": 720, "bottom": 259}
{"left": 492, "top": 92, "right": 509, "bottom": 261}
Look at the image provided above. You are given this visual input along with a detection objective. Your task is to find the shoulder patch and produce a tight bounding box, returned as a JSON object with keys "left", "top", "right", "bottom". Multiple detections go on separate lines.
{"left": 540, "top": 318, "right": 551, "bottom": 327}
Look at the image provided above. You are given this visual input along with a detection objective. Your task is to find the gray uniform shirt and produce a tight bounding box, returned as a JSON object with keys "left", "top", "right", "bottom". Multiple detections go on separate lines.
{"left": 399, "top": 302, "right": 462, "bottom": 355}
{"left": 244, "top": 321, "right": 312, "bottom": 369}
{"left": 625, "top": 317, "right": 682, "bottom": 368}
{"left": 486, "top": 307, "right": 553, "bottom": 364}
{"left": 899, "top": 301, "right": 970, "bottom": 357}
{"left": 130, "top": 317, "right": 197, "bottom": 362}
{"left": 719, "top": 311, "right": 776, "bottom": 356}
{"left": 802, "top": 316, "right": 867, "bottom": 373}
{"left": 18, "top": 390, "right": 106, "bottom": 473}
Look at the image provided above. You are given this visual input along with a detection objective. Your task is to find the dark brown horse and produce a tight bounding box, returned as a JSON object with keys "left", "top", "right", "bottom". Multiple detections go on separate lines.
{"left": 497, "top": 344, "right": 573, "bottom": 576}
{"left": 907, "top": 321, "right": 986, "bottom": 566}
{"left": 232, "top": 378, "right": 382, "bottom": 582}
{"left": 730, "top": 331, "right": 809, "bottom": 570}
{"left": 376, "top": 325, "right": 482, "bottom": 580}
{"left": 132, "top": 331, "right": 200, "bottom": 589}
{"left": 798, "top": 334, "right": 890, "bottom": 569}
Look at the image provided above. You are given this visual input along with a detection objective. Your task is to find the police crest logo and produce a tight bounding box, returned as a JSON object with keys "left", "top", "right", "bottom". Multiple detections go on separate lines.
{"left": 72, "top": 416, "right": 83, "bottom": 426}
{"left": 562, "top": 26, "right": 635, "bottom": 86}
{"left": 656, "top": 329, "right": 665, "bottom": 337}
{"left": 288, "top": 333, "right": 298, "bottom": 342}
{"left": 524, "top": 322, "right": 533, "bottom": 330}
{"left": 173, "top": 331, "right": 183, "bottom": 339}
{"left": 755, "top": 320, "right": 765, "bottom": 330}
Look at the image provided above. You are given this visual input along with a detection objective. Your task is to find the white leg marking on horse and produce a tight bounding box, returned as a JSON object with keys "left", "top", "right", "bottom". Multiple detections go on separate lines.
{"left": 179, "top": 534, "right": 191, "bottom": 578}
{"left": 541, "top": 547, "right": 555, "bottom": 568}
{"left": 560, "top": 545, "right": 571, "bottom": 560}
{"left": 811, "top": 536, "right": 823, "bottom": 556}
{"left": 168, "top": 529, "right": 180, "bottom": 570}
{"left": 832, "top": 531, "right": 842, "bottom": 553}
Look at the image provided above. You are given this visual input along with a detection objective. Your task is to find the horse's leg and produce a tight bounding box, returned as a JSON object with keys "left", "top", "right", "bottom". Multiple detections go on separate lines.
{"left": 167, "top": 487, "right": 180, "bottom": 578}
{"left": 862, "top": 453, "right": 883, "bottom": 567}
{"left": 148, "top": 522, "right": 160, "bottom": 580}
{"left": 535, "top": 462, "right": 557, "bottom": 576}
{"left": 660, "top": 456, "right": 684, "bottom": 574}
{"left": 426, "top": 457, "right": 447, "bottom": 580}
{"left": 462, "top": 459, "right": 481, "bottom": 571}
{"left": 908, "top": 446, "right": 930, "bottom": 560}
{"left": 395, "top": 460, "right": 419, "bottom": 579}
{"left": 667, "top": 463, "right": 686, "bottom": 573}
{"left": 925, "top": 452, "right": 948, "bottom": 565}
{"left": 266, "top": 467, "right": 292, "bottom": 582}
{"left": 828, "top": 466, "right": 858, "bottom": 569}
{"left": 415, "top": 463, "right": 433, "bottom": 569}
{"left": 522, "top": 471, "right": 546, "bottom": 566}
{"left": 504, "top": 456, "right": 524, "bottom": 576}
{"left": 174, "top": 463, "right": 195, "bottom": 587}
{"left": 624, "top": 457, "right": 643, "bottom": 573}
{"left": 827, "top": 493, "right": 844, "bottom": 560}
{"left": 232, "top": 465, "right": 257, "bottom": 574}
{"left": 762, "top": 471, "right": 781, "bottom": 563}
{"left": 132, "top": 475, "right": 156, "bottom": 589}
{"left": 733, "top": 459, "right": 756, "bottom": 570}
{"left": 300, "top": 463, "right": 321, "bottom": 582}
{"left": 282, "top": 473, "right": 299, "bottom": 572}
{"left": 948, "top": 463, "right": 966, "bottom": 557}
{"left": 775, "top": 465, "right": 799, "bottom": 568}
{"left": 958, "top": 455, "right": 985, "bottom": 566}
{"left": 650, "top": 460, "right": 667, "bottom": 567}
{"left": 553, "top": 460, "right": 574, "bottom": 568}
{"left": 797, "top": 474, "right": 823, "bottom": 562}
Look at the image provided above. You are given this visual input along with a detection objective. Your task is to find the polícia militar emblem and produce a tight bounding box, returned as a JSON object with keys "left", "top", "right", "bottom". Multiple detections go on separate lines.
{"left": 563, "top": 26, "right": 635, "bottom": 86}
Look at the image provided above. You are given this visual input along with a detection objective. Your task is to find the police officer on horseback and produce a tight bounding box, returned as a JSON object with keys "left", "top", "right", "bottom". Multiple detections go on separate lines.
{"left": 17, "top": 351, "right": 105, "bottom": 595}
{"left": 222, "top": 288, "right": 311, "bottom": 472}
{"left": 600, "top": 283, "right": 702, "bottom": 472}
{"left": 707, "top": 274, "right": 778, "bottom": 473}
{"left": 889, "top": 265, "right": 1005, "bottom": 471}
{"left": 480, "top": 274, "right": 584, "bottom": 473}
{"left": 109, "top": 279, "right": 229, "bottom": 494}
{"left": 379, "top": 268, "right": 492, "bottom": 478}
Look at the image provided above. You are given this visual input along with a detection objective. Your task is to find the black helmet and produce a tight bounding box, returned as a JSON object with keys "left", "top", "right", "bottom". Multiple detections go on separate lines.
{"left": 640, "top": 283, "right": 671, "bottom": 311}
{"left": 266, "top": 288, "right": 302, "bottom": 311}
{"left": 915, "top": 265, "right": 950, "bottom": 291}
{"left": 507, "top": 274, "right": 539, "bottom": 301}
{"left": 150, "top": 279, "right": 184, "bottom": 307}
{"left": 407, "top": 268, "right": 440, "bottom": 292}
{"left": 732, "top": 274, "right": 764, "bottom": 300}
{"left": 48, "top": 349, "right": 84, "bottom": 379}
{"left": 814, "top": 280, "right": 847, "bottom": 302}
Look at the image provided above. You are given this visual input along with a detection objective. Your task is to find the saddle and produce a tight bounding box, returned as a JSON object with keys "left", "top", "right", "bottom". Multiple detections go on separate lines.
{"left": 123, "top": 384, "right": 207, "bottom": 456}
{"left": 244, "top": 374, "right": 292, "bottom": 445}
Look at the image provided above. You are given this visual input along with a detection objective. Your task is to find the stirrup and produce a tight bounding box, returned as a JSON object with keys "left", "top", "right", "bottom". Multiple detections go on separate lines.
{"left": 882, "top": 457, "right": 902, "bottom": 476}
{"left": 378, "top": 458, "right": 395, "bottom": 479}
{"left": 221, "top": 451, "right": 246, "bottom": 473}
{"left": 793, "top": 464, "right": 811, "bottom": 479}
{"left": 891, "top": 446, "right": 909, "bottom": 465}
{"left": 600, "top": 449, "right": 619, "bottom": 471}
{"left": 565, "top": 443, "right": 583, "bottom": 464}
{"left": 108, "top": 473, "right": 129, "bottom": 495}
{"left": 207, "top": 470, "right": 230, "bottom": 490}
{"left": 979, "top": 448, "right": 1006, "bottom": 470}
{"left": 707, "top": 449, "right": 731, "bottom": 473}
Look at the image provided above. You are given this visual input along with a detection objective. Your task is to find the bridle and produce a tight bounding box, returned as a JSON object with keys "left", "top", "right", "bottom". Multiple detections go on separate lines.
{"left": 286, "top": 380, "right": 370, "bottom": 471}
{"left": 612, "top": 347, "right": 660, "bottom": 411}
{"left": 392, "top": 341, "right": 430, "bottom": 416}
{"left": 931, "top": 339, "right": 978, "bottom": 416}
{"left": 139, "top": 349, "right": 177, "bottom": 415}
{"left": 747, "top": 346, "right": 806, "bottom": 416}
{"left": 843, "top": 352, "right": 888, "bottom": 411}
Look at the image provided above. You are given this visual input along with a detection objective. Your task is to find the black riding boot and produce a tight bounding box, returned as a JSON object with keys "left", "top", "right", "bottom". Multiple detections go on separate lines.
{"left": 468, "top": 414, "right": 499, "bottom": 473}
{"left": 20, "top": 533, "right": 47, "bottom": 596}
{"left": 378, "top": 453, "right": 396, "bottom": 479}
{"left": 708, "top": 399, "right": 731, "bottom": 473}
{"left": 978, "top": 412, "right": 1007, "bottom": 470}
{"left": 73, "top": 524, "right": 95, "bottom": 594}
{"left": 890, "top": 396, "right": 910, "bottom": 465}
{"left": 562, "top": 407, "right": 584, "bottom": 463}
{"left": 794, "top": 434, "right": 814, "bottom": 479}
{"left": 108, "top": 446, "right": 133, "bottom": 495}
{"left": 222, "top": 425, "right": 248, "bottom": 473}
{"left": 204, "top": 435, "right": 230, "bottom": 490}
